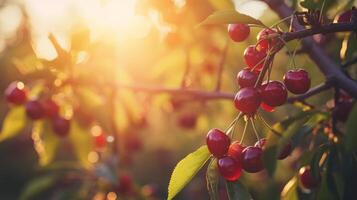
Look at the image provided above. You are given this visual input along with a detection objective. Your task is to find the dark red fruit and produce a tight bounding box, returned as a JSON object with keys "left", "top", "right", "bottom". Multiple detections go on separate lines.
{"left": 242, "top": 146, "right": 264, "bottom": 173}
{"left": 228, "top": 142, "right": 245, "bottom": 161}
{"left": 217, "top": 156, "right": 242, "bottom": 181}
{"left": 42, "top": 99, "right": 59, "bottom": 118}
{"left": 333, "top": 94, "right": 354, "bottom": 122}
{"left": 278, "top": 141, "right": 292, "bottom": 160}
{"left": 244, "top": 45, "right": 267, "bottom": 71}
{"left": 299, "top": 166, "right": 321, "bottom": 189}
{"left": 94, "top": 134, "right": 107, "bottom": 149}
{"left": 234, "top": 87, "right": 261, "bottom": 115}
{"left": 178, "top": 112, "right": 197, "bottom": 129}
{"left": 206, "top": 129, "right": 230, "bottom": 158}
{"left": 254, "top": 138, "right": 267, "bottom": 149}
{"left": 52, "top": 116, "right": 70, "bottom": 137}
{"left": 335, "top": 10, "right": 351, "bottom": 23}
{"left": 236, "top": 68, "right": 259, "bottom": 88}
{"left": 261, "top": 81, "right": 287, "bottom": 107}
{"left": 260, "top": 102, "right": 275, "bottom": 112}
{"left": 25, "top": 100, "right": 44, "bottom": 120}
{"left": 5, "top": 82, "right": 28, "bottom": 105}
{"left": 283, "top": 69, "right": 311, "bottom": 94}
{"left": 256, "top": 28, "right": 279, "bottom": 52}
{"left": 228, "top": 24, "right": 250, "bottom": 42}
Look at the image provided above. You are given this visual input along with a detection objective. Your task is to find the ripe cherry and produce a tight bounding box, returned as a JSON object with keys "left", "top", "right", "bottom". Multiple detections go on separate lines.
{"left": 261, "top": 81, "right": 287, "bottom": 107}
{"left": 234, "top": 87, "right": 261, "bottom": 115}
{"left": 299, "top": 166, "right": 321, "bottom": 189}
{"left": 25, "top": 100, "right": 44, "bottom": 120}
{"left": 228, "top": 141, "right": 245, "bottom": 161}
{"left": 206, "top": 129, "right": 230, "bottom": 158}
{"left": 242, "top": 146, "right": 264, "bottom": 173}
{"left": 283, "top": 69, "right": 311, "bottom": 94}
{"left": 228, "top": 24, "right": 250, "bottom": 42}
{"left": 244, "top": 45, "right": 267, "bottom": 71}
{"left": 5, "top": 82, "right": 28, "bottom": 105}
{"left": 52, "top": 116, "right": 70, "bottom": 137}
{"left": 254, "top": 138, "right": 267, "bottom": 149}
{"left": 260, "top": 102, "right": 275, "bottom": 112}
{"left": 236, "top": 68, "right": 259, "bottom": 88}
{"left": 217, "top": 156, "right": 242, "bottom": 181}
{"left": 335, "top": 10, "right": 351, "bottom": 23}
{"left": 278, "top": 141, "right": 292, "bottom": 160}
{"left": 256, "top": 28, "right": 279, "bottom": 52}
{"left": 42, "top": 99, "right": 59, "bottom": 118}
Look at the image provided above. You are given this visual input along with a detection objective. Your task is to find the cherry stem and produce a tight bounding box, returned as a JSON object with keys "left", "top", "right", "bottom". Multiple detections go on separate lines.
{"left": 270, "top": 15, "right": 294, "bottom": 29}
{"left": 250, "top": 118, "right": 260, "bottom": 141}
{"left": 225, "top": 112, "right": 243, "bottom": 136}
{"left": 239, "top": 120, "right": 249, "bottom": 144}
{"left": 257, "top": 114, "right": 282, "bottom": 137}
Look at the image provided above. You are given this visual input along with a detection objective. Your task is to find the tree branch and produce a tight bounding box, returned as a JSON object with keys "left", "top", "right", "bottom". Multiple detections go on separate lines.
{"left": 262, "top": 0, "right": 357, "bottom": 98}
{"left": 287, "top": 82, "right": 332, "bottom": 103}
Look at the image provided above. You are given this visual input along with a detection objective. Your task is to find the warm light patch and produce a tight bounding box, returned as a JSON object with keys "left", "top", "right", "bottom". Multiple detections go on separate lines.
{"left": 91, "top": 125, "right": 103, "bottom": 137}
{"left": 88, "top": 151, "right": 99, "bottom": 163}
{"left": 106, "top": 192, "right": 117, "bottom": 200}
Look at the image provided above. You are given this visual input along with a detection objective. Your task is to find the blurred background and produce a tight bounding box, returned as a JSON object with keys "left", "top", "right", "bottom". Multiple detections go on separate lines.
{"left": 0, "top": 0, "right": 355, "bottom": 199}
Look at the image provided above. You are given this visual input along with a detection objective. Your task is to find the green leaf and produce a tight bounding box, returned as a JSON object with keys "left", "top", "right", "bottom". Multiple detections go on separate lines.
{"left": 281, "top": 177, "right": 298, "bottom": 200}
{"left": 262, "top": 146, "right": 278, "bottom": 177}
{"left": 199, "top": 10, "right": 265, "bottom": 26}
{"left": 19, "top": 175, "right": 57, "bottom": 200}
{"left": 0, "top": 106, "right": 27, "bottom": 142}
{"left": 310, "top": 144, "right": 329, "bottom": 180}
{"left": 206, "top": 158, "right": 219, "bottom": 200}
{"left": 69, "top": 121, "right": 93, "bottom": 168}
{"left": 345, "top": 104, "right": 357, "bottom": 152}
{"left": 32, "top": 121, "right": 60, "bottom": 166}
{"left": 168, "top": 145, "right": 210, "bottom": 200}
{"left": 226, "top": 180, "right": 252, "bottom": 200}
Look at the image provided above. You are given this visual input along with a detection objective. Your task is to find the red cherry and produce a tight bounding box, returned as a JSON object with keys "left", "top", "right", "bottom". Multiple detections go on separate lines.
{"left": 217, "top": 156, "right": 242, "bottom": 181}
{"left": 278, "top": 141, "right": 292, "bottom": 160}
{"left": 335, "top": 10, "right": 351, "bottom": 23}
{"left": 206, "top": 129, "right": 230, "bottom": 158}
{"left": 260, "top": 102, "right": 275, "bottom": 112}
{"left": 244, "top": 45, "right": 267, "bottom": 71}
{"left": 25, "top": 100, "right": 44, "bottom": 120}
{"left": 234, "top": 87, "right": 261, "bottom": 115}
{"left": 254, "top": 138, "right": 267, "bottom": 149}
{"left": 256, "top": 28, "right": 279, "bottom": 52}
{"left": 177, "top": 112, "right": 197, "bottom": 129}
{"left": 52, "top": 116, "right": 70, "bottom": 137}
{"left": 5, "top": 82, "right": 28, "bottom": 105}
{"left": 42, "top": 99, "right": 59, "bottom": 118}
{"left": 94, "top": 134, "right": 107, "bottom": 149}
{"left": 228, "top": 142, "right": 245, "bottom": 161}
{"left": 261, "top": 81, "right": 287, "bottom": 107}
{"left": 236, "top": 69, "right": 259, "bottom": 88}
{"left": 299, "top": 166, "right": 321, "bottom": 189}
{"left": 242, "top": 146, "right": 264, "bottom": 173}
{"left": 283, "top": 69, "right": 311, "bottom": 94}
{"left": 228, "top": 24, "right": 250, "bottom": 42}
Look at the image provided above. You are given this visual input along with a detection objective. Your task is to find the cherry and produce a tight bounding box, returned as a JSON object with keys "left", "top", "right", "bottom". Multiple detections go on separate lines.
{"left": 94, "top": 134, "right": 107, "bottom": 149}
{"left": 42, "top": 99, "right": 59, "bottom": 118}
{"left": 217, "top": 156, "right": 242, "bottom": 181}
{"left": 206, "top": 129, "right": 230, "bottom": 158}
{"left": 177, "top": 112, "right": 197, "bottom": 129}
{"left": 278, "top": 141, "right": 292, "bottom": 160}
{"left": 236, "top": 68, "right": 259, "bottom": 88}
{"left": 283, "top": 69, "right": 311, "bottom": 94}
{"left": 228, "top": 24, "right": 250, "bottom": 42}
{"left": 299, "top": 166, "right": 321, "bottom": 189}
{"left": 261, "top": 81, "right": 287, "bottom": 107}
{"left": 333, "top": 94, "right": 354, "bottom": 122}
{"left": 260, "top": 102, "right": 275, "bottom": 112}
{"left": 256, "top": 28, "right": 279, "bottom": 52}
{"left": 335, "top": 10, "right": 351, "bottom": 23}
{"left": 52, "top": 116, "right": 70, "bottom": 137}
{"left": 242, "top": 146, "right": 264, "bottom": 173}
{"left": 25, "top": 100, "right": 44, "bottom": 120}
{"left": 228, "top": 141, "right": 245, "bottom": 161}
{"left": 244, "top": 45, "right": 267, "bottom": 71}
{"left": 5, "top": 82, "right": 28, "bottom": 105}
{"left": 234, "top": 87, "right": 261, "bottom": 115}
{"left": 254, "top": 138, "right": 267, "bottom": 149}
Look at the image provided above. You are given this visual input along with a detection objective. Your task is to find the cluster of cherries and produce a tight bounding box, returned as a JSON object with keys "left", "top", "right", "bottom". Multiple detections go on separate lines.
{"left": 5, "top": 81, "right": 71, "bottom": 137}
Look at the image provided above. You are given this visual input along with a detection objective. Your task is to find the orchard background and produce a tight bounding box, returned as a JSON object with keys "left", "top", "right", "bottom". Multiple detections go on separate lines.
{"left": 0, "top": 0, "right": 356, "bottom": 200}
